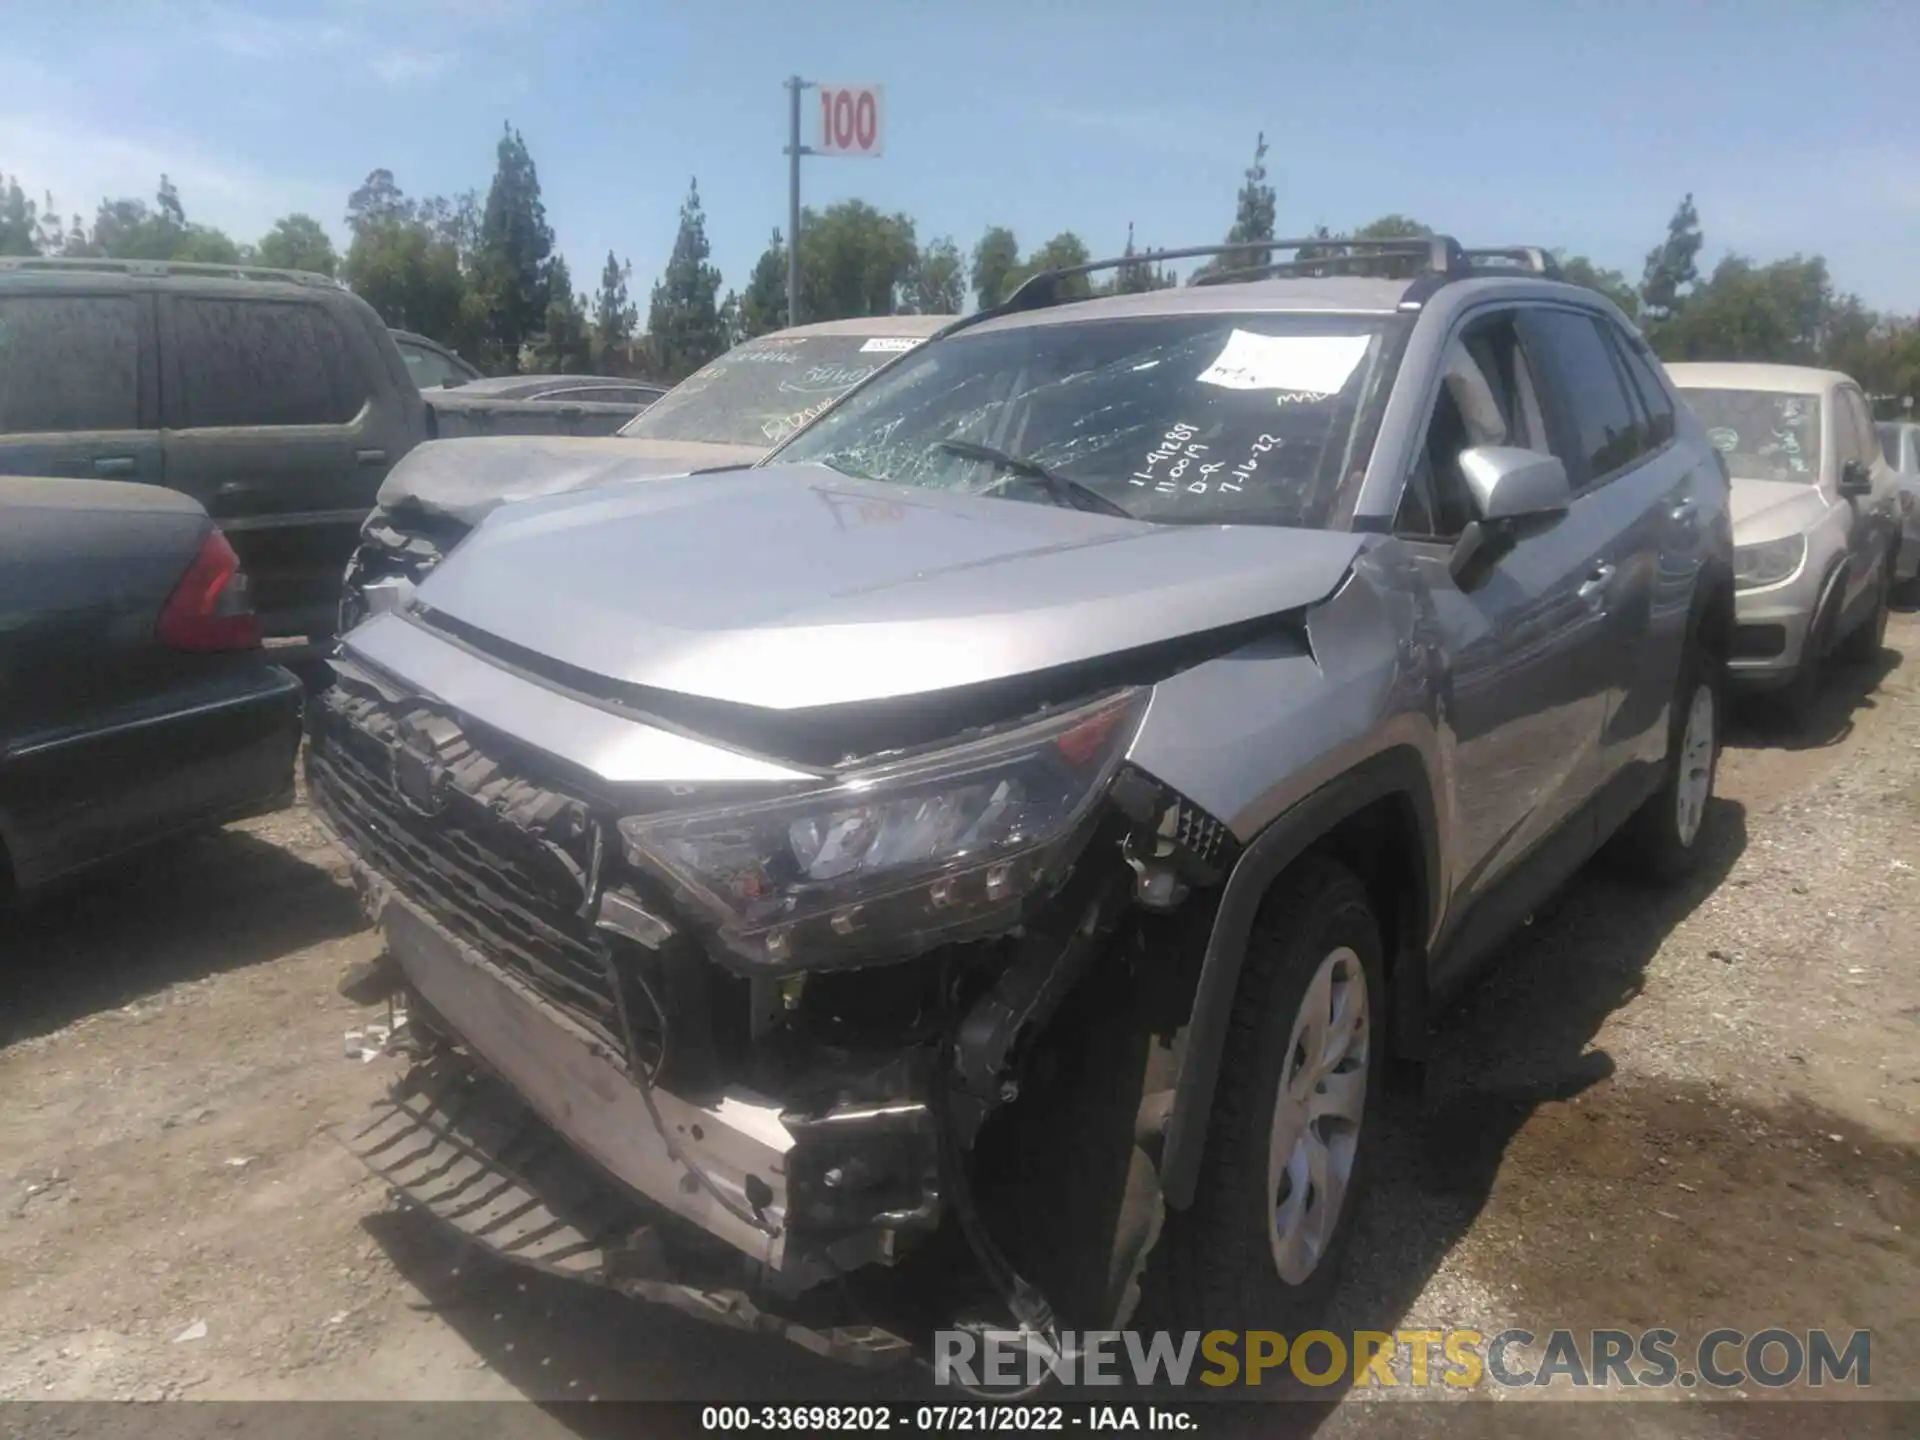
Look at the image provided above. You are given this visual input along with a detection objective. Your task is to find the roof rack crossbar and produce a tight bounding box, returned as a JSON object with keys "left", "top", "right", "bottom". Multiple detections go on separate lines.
{"left": 1459, "top": 246, "right": 1560, "bottom": 277}
{"left": 0, "top": 255, "right": 344, "bottom": 289}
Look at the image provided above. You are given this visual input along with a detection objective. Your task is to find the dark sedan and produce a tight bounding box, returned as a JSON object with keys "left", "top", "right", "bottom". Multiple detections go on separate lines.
{"left": 0, "top": 477, "right": 302, "bottom": 900}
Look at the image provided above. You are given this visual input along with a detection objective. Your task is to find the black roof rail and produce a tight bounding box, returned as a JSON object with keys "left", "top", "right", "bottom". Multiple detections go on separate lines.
{"left": 0, "top": 255, "right": 345, "bottom": 289}
{"left": 930, "top": 233, "right": 1570, "bottom": 340}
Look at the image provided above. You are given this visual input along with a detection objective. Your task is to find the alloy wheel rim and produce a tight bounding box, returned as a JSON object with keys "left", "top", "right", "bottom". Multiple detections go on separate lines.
{"left": 1267, "top": 945, "right": 1369, "bottom": 1286}
{"left": 1675, "top": 682, "right": 1716, "bottom": 846}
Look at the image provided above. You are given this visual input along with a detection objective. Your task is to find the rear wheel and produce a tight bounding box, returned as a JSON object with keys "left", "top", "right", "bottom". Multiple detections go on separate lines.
{"left": 1143, "top": 857, "right": 1385, "bottom": 1331}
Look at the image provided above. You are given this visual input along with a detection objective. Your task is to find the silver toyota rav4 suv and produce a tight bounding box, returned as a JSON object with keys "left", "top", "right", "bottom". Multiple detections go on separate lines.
{"left": 310, "top": 237, "right": 1733, "bottom": 1370}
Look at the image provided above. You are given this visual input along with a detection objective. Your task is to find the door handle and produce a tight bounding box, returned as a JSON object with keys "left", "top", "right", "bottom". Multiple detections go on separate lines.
{"left": 1669, "top": 497, "right": 1697, "bottom": 524}
{"left": 92, "top": 456, "right": 137, "bottom": 477}
{"left": 355, "top": 448, "right": 388, "bottom": 465}
{"left": 1577, "top": 563, "right": 1615, "bottom": 603}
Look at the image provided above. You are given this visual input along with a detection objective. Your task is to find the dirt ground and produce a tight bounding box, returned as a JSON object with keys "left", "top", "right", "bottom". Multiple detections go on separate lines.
{"left": 2, "top": 614, "right": 1916, "bottom": 1433}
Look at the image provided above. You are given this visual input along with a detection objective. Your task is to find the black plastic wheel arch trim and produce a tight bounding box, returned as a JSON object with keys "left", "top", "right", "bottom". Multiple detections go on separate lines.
{"left": 1155, "top": 746, "right": 1440, "bottom": 1211}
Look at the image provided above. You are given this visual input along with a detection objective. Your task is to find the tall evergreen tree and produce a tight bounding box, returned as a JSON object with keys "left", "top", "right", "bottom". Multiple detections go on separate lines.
{"left": 970, "top": 225, "right": 1020, "bottom": 310}
{"left": 0, "top": 176, "right": 39, "bottom": 256}
{"left": 535, "top": 254, "right": 593, "bottom": 372}
{"left": 738, "top": 230, "right": 789, "bottom": 338}
{"left": 1639, "top": 193, "right": 1703, "bottom": 326}
{"left": 644, "top": 178, "right": 726, "bottom": 380}
{"left": 592, "top": 250, "right": 637, "bottom": 352}
{"left": 904, "top": 235, "right": 964, "bottom": 314}
{"left": 474, "top": 123, "right": 555, "bottom": 372}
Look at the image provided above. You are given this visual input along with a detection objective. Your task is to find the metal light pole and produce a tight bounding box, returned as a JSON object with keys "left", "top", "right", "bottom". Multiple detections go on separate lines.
{"left": 784, "top": 76, "right": 812, "bottom": 329}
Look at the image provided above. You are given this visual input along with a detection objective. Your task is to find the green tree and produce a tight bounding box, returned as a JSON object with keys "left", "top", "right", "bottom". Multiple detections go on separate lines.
{"left": 1104, "top": 225, "right": 1179, "bottom": 295}
{"left": 737, "top": 230, "right": 789, "bottom": 338}
{"left": 1006, "top": 231, "right": 1094, "bottom": 301}
{"left": 797, "top": 199, "right": 918, "bottom": 320}
{"left": 1352, "top": 214, "right": 1430, "bottom": 239}
{"left": 592, "top": 249, "right": 638, "bottom": 359}
{"left": 1, "top": 175, "right": 39, "bottom": 255}
{"left": 903, "top": 234, "right": 963, "bottom": 314}
{"left": 1557, "top": 253, "right": 1640, "bottom": 319}
{"left": 970, "top": 225, "right": 1021, "bottom": 310}
{"left": 343, "top": 168, "right": 478, "bottom": 355}
{"left": 256, "top": 213, "right": 338, "bottom": 276}
{"left": 1639, "top": 193, "right": 1703, "bottom": 327}
{"left": 533, "top": 254, "right": 592, "bottom": 372}
{"left": 1653, "top": 253, "right": 1832, "bottom": 365}
{"left": 472, "top": 124, "right": 555, "bottom": 372}
{"left": 1195, "top": 132, "right": 1277, "bottom": 279}
{"left": 644, "top": 177, "right": 726, "bottom": 380}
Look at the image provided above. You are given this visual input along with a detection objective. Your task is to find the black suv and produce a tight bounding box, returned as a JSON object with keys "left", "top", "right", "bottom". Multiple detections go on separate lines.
{"left": 0, "top": 257, "right": 432, "bottom": 647}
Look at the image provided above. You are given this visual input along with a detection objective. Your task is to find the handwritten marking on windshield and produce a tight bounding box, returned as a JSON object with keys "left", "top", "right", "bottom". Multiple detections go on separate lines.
{"left": 779, "top": 363, "right": 878, "bottom": 396}
{"left": 761, "top": 397, "right": 840, "bottom": 442}
{"left": 1132, "top": 423, "right": 1206, "bottom": 493}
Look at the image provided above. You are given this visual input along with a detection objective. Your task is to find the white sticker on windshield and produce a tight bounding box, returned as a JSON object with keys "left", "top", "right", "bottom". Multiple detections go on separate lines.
{"left": 860, "top": 337, "right": 923, "bottom": 353}
{"left": 1196, "top": 331, "right": 1370, "bottom": 394}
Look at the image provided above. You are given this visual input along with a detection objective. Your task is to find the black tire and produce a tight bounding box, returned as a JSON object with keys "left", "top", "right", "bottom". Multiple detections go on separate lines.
{"left": 1142, "top": 856, "right": 1385, "bottom": 1333}
{"left": 1780, "top": 596, "right": 1834, "bottom": 731}
{"left": 1835, "top": 559, "right": 1891, "bottom": 665}
{"left": 1614, "top": 640, "right": 1720, "bottom": 884}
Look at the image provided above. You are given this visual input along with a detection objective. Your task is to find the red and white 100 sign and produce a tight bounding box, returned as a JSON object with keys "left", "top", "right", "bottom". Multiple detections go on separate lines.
{"left": 815, "top": 84, "right": 884, "bottom": 157}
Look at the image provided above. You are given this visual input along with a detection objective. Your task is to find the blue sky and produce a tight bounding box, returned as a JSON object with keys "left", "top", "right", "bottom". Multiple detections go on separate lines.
{"left": 4, "top": 0, "right": 1918, "bottom": 312}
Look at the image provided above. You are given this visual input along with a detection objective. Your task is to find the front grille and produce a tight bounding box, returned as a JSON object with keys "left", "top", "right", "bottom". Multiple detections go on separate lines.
{"left": 308, "top": 694, "right": 635, "bottom": 1062}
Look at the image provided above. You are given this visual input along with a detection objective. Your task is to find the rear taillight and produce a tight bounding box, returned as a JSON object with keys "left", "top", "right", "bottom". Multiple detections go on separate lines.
{"left": 156, "top": 527, "right": 262, "bottom": 651}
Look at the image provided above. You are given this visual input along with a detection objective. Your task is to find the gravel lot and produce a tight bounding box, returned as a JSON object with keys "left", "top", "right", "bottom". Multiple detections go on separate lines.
{"left": 1, "top": 614, "right": 1916, "bottom": 1431}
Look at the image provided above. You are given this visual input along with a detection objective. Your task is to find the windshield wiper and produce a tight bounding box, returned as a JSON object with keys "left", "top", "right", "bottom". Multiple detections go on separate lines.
{"left": 933, "top": 438, "right": 1133, "bottom": 519}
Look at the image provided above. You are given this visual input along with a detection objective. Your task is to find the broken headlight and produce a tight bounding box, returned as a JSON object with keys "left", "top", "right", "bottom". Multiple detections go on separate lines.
{"left": 617, "top": 689, "right": 1148, "bottom": 970}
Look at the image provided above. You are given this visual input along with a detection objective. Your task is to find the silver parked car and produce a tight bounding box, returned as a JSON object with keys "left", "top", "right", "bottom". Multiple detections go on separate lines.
{"left": 310, "top": 238, "right": 1734, "bottom": 1367}
{"left": 1877, "top": 419, "right": 1919, "bottom": 590}
{"left": 1668, "top": 364, "right": 1901, "bottom": 721}
{"left": 338, "top": 315, "right": 953, "bottom": 631}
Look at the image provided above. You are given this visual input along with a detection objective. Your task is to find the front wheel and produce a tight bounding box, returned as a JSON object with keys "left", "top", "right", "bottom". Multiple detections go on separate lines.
{"left": 1615, "top": 645, "right": 1720, "bottom": 884}
{"left": 1835, "top": 559, "right": 1891, "bottom": 665}
{"left": 1143, "top": 857, "right": 1385, "bottom": 1331}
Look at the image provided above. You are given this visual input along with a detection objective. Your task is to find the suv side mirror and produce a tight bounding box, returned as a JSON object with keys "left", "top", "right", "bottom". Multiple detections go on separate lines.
{"left": 1447, "top": 446, "right": 1571, "bottom": 590}
{"left": 1839, "top": 459, "right": 1872, "bottom": 497}
{"left": 1460, "top": 445, "right": 1572, "bottom": 522}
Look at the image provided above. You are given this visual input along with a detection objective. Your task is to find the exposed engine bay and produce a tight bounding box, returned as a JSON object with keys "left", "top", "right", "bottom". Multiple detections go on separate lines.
{"left": 309, "top": 650, "right": 1243, "bottom": 1368}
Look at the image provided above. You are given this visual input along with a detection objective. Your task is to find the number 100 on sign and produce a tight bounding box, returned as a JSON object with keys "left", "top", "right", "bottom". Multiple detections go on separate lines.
{"left": 816, "top": 85, "right": 884, "bottom": 157}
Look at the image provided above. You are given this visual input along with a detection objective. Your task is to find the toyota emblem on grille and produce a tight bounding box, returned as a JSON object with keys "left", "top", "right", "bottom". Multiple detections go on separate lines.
{"left": 391, "top": 743, "right": 446, "bottom": 817}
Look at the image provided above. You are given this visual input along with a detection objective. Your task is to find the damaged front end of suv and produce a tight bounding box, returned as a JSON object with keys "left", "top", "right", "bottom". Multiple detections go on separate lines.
{"left": 311, "top": 278, "right": 1423, "bottom": 1371}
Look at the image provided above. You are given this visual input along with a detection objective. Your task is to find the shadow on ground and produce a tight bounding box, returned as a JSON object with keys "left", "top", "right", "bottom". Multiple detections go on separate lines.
{"left": 0, "top": 824, "right": 364, "bottom": 1049}
{"left": 1723, "top": 645, "right": 1903, "bottom": 753}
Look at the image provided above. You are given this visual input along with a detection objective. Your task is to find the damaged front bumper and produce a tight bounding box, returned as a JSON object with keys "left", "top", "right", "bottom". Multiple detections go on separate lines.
{"left": 306, "top": 645, "right": 1221, "bottom": 1364}
{"left": 334, "top": 1049, "right": 915, "bottom": 1367}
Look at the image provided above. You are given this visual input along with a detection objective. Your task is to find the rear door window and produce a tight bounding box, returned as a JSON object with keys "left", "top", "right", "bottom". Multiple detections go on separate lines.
{"left": 0, "top": 294, "right": 141, "bottom": 434}
{"left": 1607, "top": 329, "right": 1677, "bottom": 449}
{"left": 1523, "top": 308, "right": 1644, "bottom": 486}
{"left": 168, "top": 299, "right": 358, "bottom": 428}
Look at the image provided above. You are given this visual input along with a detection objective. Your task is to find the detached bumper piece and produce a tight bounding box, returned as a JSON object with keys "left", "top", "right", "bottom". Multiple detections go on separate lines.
{"left": 332, "top": 1056, "right": 915, "bottom": 1369}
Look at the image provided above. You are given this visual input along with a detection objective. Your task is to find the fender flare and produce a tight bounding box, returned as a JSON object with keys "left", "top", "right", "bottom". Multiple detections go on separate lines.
{"left": 1157, "top": 746, "right": 1440, "bottom": 1210}
{"left": 1806, "top": 555, "right": 1852, "bottom": 656}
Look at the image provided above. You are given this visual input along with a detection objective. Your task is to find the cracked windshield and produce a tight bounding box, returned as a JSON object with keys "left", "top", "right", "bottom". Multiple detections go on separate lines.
{"left": 1678, "top": 387, "right": 1824, "bottom": 483}
{"left": 774, "top": 314, "right": 1397, "bottom": 526}
{"left": 619, "top": 332, "right": 921, "bottom": 447}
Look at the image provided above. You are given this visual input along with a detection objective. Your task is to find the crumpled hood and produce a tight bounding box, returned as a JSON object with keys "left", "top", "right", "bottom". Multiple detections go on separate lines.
{"left": 376, "top": 435, "right": 766, "bottom": 527}
{"left": 1731, "top": 478, "right": 1830, "bottom": 546}
{"left": 403, "top": 462, "right": 1368, "bottom": 710}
